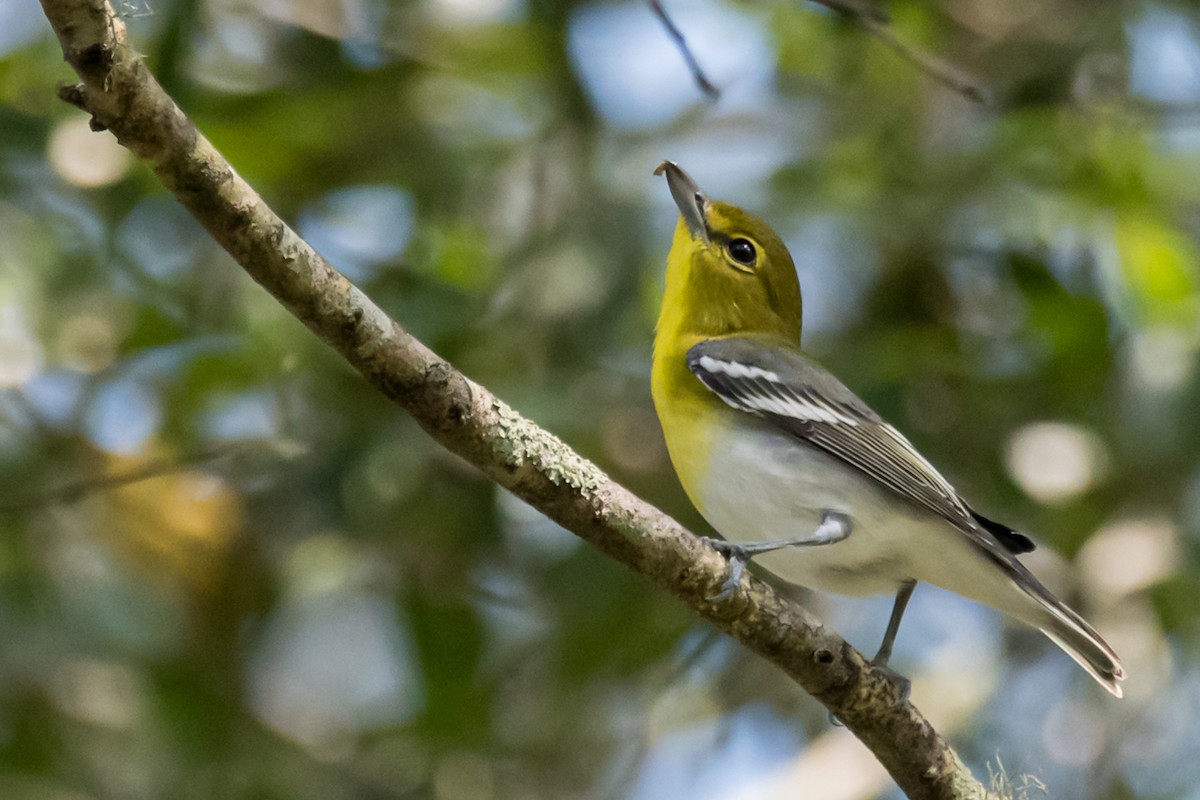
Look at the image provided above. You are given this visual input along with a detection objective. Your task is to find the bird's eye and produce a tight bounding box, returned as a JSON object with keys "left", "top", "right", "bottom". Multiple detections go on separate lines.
{"left": 727, "top": 238, "right": 757, "bottom": 267}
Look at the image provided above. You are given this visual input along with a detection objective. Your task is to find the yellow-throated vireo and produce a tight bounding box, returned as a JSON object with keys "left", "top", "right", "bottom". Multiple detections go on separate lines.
{"left": 651, "top": 161, "right": 1125, "bottom": 697}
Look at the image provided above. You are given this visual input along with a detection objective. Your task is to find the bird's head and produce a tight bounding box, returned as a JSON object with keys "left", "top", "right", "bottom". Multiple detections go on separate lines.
{"left": 654, "top": 161, "right": 802, "bottom": 344}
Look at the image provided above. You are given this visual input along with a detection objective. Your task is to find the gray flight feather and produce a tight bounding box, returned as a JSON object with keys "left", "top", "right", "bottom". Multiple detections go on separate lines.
{"left": 685, "top": 336, "right": 1124, "bottom": 695}
{"left": 685, "top": 337, "right": 1035, "bottom": 556}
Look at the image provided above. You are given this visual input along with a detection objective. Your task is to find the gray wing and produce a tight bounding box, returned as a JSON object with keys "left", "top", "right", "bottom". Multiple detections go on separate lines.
{"left": 687, "top": 338, "right": 1034, "bottom": 555}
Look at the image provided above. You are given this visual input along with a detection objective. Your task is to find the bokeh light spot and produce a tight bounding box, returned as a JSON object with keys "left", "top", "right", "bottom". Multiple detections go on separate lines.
{"left": 1126, "top": 326, "right": 1196, "bottom": 392}
{"left": 1005, "top": 421, "right": 1105, "bottom": 505}
{"left": 47, "top": 117, "right": 133, "bottom": 188}
{"left": 117, "top": 198, "right": 209, "bottom": 279}
{"left": 84, "top": 378, "right": 162, "bottom": 454}
{"left": 299, "top": 185, "right": 415, "bottom": 281}
{"left": 1042, "top": 699, "right": 1104, "bottom": 766}
{"left": 431, "top": 0, "right": 523, "bottom": 26}
{"left": 56, "top": 313, "right": 119, "bottom": 373}
{"left": 0, "top": 296, "right": 42, "bottom": 388}
{"left": 50, "top": 659, "right": 143, "bottom": 729}
{"left": 1078, "top": 516, "right": 1179, "bottom": 601}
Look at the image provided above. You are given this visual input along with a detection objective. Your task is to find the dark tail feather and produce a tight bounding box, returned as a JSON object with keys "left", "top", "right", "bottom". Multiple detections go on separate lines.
{"left": 1036, "top": 597, "right": 1126, "bottom": 697}
{"left": 970, "top": 506, "right": 1036, "bottom": 554}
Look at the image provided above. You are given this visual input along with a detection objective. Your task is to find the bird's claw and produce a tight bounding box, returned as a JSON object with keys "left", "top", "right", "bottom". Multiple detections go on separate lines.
{"left": 703, "top": 538, "right": 748, "bottom": 602}
{"left": 703, "top": 537, "right": 742, "bottom": 559}
{"left": 828, "top": 660, "right": 910, "bottom": 728}
{"left": 869, "top": 658, "right": 912, "bottom": 704}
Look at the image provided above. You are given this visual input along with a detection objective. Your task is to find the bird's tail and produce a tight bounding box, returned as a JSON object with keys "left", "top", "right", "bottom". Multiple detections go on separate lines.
{"left": 1028, "top": 588, "right": 1126, "bottom": 697}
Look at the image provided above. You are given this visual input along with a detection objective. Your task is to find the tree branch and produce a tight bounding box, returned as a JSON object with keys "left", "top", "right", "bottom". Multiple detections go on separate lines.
{"left": 812, "top": 0, "right": 986, "bottom": 103}
{"left": 36, "top": 1, "right": 986, "bottom": 796}
{"left": 648, "top": 0, "right": 720, "bottom": 100}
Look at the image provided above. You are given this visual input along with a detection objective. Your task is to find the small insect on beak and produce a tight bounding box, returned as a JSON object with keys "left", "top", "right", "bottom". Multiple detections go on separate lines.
{"left": 655, "top": 161, "right": 710, "bottom": 243}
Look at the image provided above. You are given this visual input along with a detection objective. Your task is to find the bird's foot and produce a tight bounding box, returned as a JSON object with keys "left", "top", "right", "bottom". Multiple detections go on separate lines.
{"left": 701, "top": 515, "right": 854, "bottom": 603}
{"left": 828, "top": 659, "right": 911, "bottom": 728}
{"left": 869, "top": 657, "right": 912, "bottom": 704}
{"left": 701, "top": 538, "right": 749, "bottom": 602}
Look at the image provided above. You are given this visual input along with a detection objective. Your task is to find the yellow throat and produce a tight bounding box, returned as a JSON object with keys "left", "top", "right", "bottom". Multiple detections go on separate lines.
{"left": 650, "top": 162, "right": 804, "bottom": 505}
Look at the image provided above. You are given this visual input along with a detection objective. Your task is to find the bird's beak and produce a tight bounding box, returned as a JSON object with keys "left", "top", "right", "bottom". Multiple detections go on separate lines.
{"left": 655, "top": 161, "right": 710, "bottom": 243}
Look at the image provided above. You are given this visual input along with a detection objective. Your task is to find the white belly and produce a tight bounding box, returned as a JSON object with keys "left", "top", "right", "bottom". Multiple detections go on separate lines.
{"left": 694, "top": 418, "right": 1014, "bottom": 607}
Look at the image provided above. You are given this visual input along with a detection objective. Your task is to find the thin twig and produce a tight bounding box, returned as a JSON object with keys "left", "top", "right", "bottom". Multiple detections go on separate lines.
{"left": 648, "top": 0, "right": 720, "bottom": 100}
{"left": 813, "top": 0, "right": 986, "bottom": 103}
{"left": 858, "top": 14, "right": 986, "bottom": 103}
{"left": 654, "top": 0, "right": 984, "bottom": 104}
{"left": 809, "top": 0, "right": 888, "bottom": 23}
{"left": 0, "top": 443, "right": 246, "bottom": 514}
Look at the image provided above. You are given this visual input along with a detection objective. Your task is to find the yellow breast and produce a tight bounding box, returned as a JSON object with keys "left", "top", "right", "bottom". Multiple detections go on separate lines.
{"left": 650, "top": 334, "right": 723, "bottom": 516}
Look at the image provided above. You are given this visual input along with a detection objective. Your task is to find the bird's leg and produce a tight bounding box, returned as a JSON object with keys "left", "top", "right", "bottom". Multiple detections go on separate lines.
{"left": 828, "top": 579, "right": 918, "bottom": 727}
{"left": 705, "top": 511, "right": 851, "bottom": 602}
{"left": 869, "top": 579, "right": 917, "bottom": 701}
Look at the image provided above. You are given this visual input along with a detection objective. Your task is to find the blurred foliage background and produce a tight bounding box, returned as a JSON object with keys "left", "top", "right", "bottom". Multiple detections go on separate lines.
{"left": 1, "top": 0, "right": 1199, "bottom": 797}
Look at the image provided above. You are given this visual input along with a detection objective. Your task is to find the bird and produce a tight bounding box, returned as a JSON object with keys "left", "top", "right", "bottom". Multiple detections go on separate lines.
{"left": 650, "top": 160, "right": 1125, "bottom": 697}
